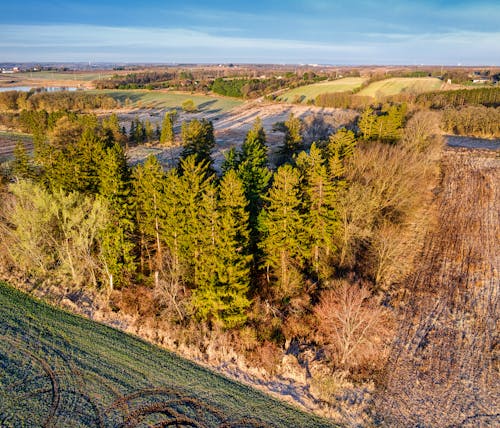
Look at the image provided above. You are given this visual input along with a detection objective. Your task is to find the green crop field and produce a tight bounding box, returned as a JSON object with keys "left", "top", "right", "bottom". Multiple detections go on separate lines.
{"left": 0, "top": 282, "right": 336, "bottom": 428}
{"left": 278, "top": 77, "right": 367, "bottom": 103}
{"left": 90, "top": 89, "right": 244, "bottom": 112}
{"left": 357, "top": 77, "right": 443, "bottom": 98}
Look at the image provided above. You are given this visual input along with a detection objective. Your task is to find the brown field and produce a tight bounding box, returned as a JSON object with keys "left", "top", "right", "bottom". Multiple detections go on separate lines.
{"left": 376, "top": 147, "right": 500, "bottom": 426}
{"left": 0, "top": 131, "right": 33, "bottom": 161}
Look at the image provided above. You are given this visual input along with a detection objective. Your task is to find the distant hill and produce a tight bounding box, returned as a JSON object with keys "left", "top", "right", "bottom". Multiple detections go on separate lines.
{"left": 0, "top": 282, "right": 336, "bottom": 428}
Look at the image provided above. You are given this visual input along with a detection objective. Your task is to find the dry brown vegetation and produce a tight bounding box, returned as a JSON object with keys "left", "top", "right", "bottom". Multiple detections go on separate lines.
{"left": 376, "top": 148, "right": 500, "bottom": 426}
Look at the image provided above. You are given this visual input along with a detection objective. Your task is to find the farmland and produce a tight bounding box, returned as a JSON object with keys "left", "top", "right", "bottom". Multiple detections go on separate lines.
{"left": 90, "top": 89, "right": 243, "bottom": 112}
{"left": 376, "top": 148, "right": 500, "bottom": 426}
{"left": 0, "top": 131, "right": 33, "bottom": 161}
{"left": 277, "top": 77, "right": 366, "bottom": 103}
{"left": 0, "top": 282, "right": 336, "bottom": 428}
{"left": 357, "top": 77, "right": 443, "bottom": 98}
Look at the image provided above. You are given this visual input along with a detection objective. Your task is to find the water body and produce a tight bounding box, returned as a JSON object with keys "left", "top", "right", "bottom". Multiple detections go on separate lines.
{"left": 445, "top": 135, "right": 500, "bottom": 151}
{"left": 0, "top": 86, "right": 79, "bottom": 92}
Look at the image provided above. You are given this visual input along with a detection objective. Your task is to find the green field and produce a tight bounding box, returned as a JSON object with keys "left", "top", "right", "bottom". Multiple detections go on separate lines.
{"left": 90, "top": 89, "right": 244, "bottom": 112}
{"left": 278, "top": 77, "right": 367, "bottom": 103}
{"left": 357, "top": 77, "right": 443, "bottom": 98}
{"left": 0, "top": 282, "right": 336, "bottom": 427}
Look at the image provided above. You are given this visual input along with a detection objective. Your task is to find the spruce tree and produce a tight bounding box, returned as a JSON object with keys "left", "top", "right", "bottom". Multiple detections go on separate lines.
{"left": 297, "top": 144, "right": 338, "bottom": 281}
{"left": 258, "top": 164, "right": 307, "bottom": 299}
{"left": 191, "top": 170, "right": 251, "bottom": 328}
{"left": 280, "top": 113, "right": 303, "bottom": 161}
{"left": 98, "top": 143, "right": 135, "bottom": 288}
{"left": 180, "top": 118, "right": 215, "bottom": 169}
{"left": 159, "top": 110, "right": 177, "bottom": 146}
{"left": 12, "top": 142, "right": 31, "bottom": 179}
{"left": 132, "top": 155, "right": 165, "bottom": 278}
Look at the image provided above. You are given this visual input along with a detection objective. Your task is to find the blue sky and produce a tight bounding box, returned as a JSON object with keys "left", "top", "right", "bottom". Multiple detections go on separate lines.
{"left": 1, "top": 0, "right": 499, "bottom": 64}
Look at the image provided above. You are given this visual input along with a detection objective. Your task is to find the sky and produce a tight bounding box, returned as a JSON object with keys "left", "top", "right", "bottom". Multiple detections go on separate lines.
{"left": 1, "top": 0, "right": 499, "bottom": 65}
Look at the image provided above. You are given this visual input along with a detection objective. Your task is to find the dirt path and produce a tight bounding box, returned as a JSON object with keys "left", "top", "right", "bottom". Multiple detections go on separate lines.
{"left": 376, "top": 148, "right": 500, "bottom": 426}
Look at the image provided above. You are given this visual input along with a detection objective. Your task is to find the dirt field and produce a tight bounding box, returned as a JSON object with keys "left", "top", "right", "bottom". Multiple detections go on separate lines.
{"left": 376, "top": 148, "right": 500, "bottom": 426}
{"left": 0, "top": 131, "right": 33, "bottom": 161}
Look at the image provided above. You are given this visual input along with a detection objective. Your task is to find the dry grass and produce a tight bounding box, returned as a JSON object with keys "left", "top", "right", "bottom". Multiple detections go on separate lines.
{"left": 376, "top": 148, "right": 500, "bottom": 426}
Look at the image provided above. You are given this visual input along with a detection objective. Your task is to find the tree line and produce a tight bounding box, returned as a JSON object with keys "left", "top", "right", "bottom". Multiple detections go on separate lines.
{"left": 0, "top": 90, "right": 119, "bottom": 112}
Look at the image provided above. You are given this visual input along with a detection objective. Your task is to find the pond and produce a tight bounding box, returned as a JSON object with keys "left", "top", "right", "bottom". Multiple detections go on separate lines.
{"left": 0, "top": 86, "right": 79, "bottom": 92}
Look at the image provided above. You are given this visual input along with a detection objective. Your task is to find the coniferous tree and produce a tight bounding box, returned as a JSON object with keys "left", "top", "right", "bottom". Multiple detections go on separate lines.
{"left": 98, "top": 143, "right": 135, "bottom": 288}
{"left": 258, "top": 164, "right": 307, "bottom": 299}
{"left": 159, "top": 110, "right": 177, "bottom": 146}
{"left": 280, "top": 113, "right": 303, "bottom": 161}
{"left": 12, "top": 142, "right": 31, "bottom": 179}
{"left": 132, "top": 155, "right": 165, "bottom": 278}
{"left": 327, "top": 128, "right": 356, "bottom": 180}
{"left": 296, "top": 144, "right": 338, "bottom": 280}
{"left": 191, "top": 170, "right": 251, "bottom": 328}
{"left": 180, "top": 118, "right": 215, "bottom": 169}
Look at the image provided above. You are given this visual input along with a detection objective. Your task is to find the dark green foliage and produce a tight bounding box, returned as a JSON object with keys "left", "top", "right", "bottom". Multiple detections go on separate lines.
{"left": 280, "top": 113, "right": 303, "bottom": 161}
{"left": 258, "top": 164, "right": 307, "bottom": 299}
{"left": 11, "top": 142, "right": 32, "bottom": 179}
{"left": 180, "top": 118, "right": 215, "bottom": 169}
{"left": 132, "top": 155, "right": 166, "bottom": 276}
{"left": 98, "top": 143, "right": 136, "bottom": 288}
{"left": 191, "top": 170, "right": 252, "bottom": 328}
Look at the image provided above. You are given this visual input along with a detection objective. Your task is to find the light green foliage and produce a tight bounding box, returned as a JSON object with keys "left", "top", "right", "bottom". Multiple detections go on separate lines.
{"left": 358, "top": 104, "right": 406, "bottom": 142}
{"left": 327, "top": 128, "right": 357, "bottom": 179}
{"left": 6, "top": 181, "right": 108, "bottom": 288}
{"left": 182, "top": 98, "right": 197, "bottom": 113}
{"left": 278, "top": 77, "right": 367, "bottom": 103}
{"left": 159, "top": 110, "right": 177, "bottom": 146}
{"left": 259, "top": 164, "right": 307, "bottom": 298}
{"left": 180, "top": 118, "right": 215, "bottom": 168}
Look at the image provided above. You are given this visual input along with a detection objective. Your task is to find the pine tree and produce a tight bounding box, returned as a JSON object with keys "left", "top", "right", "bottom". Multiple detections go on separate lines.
{"left": 280, "top": 113, "right": 303, "bottom": 161}
{"left": 98, "top": 143, "right": 135, "bottom": 288}
{"left": 235, "top": 118, "right": 272, "bottom": 232}
{"left": 180, "top": 118, "right": 215, "bottom": 169}
{"left": 132, "top": 155, "right": 165, "bottom": 279}
{"left": 12, "top": 142, "right": 31, "bottom": 179}
{"left": 358, "top": 107, "right": 377, "bottom": 140}
{"left": 258, "top": 164, "right": 307, "bottom": 299}
{"left": 191, "top": 170, "right": 251, "bottom": 328}
{"left": 297, "top": 144, "right": 338, "bottom": 280}
{"left": 159, "top": 110, "right": 177, "bottom": 146}
{"left": 327, "top": 128, "right": 356, "bottom": 179}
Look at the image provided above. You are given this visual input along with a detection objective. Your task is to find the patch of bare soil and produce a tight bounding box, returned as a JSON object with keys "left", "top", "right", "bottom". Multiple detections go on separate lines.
{"left": 376, "top": 148, "right": 500, "bottom": 426}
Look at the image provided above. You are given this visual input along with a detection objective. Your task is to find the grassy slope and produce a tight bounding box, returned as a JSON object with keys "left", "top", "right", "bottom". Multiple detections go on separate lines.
{"left": 0, "top": 282, "right": 336, "bottom": 428}
{"left": 90, "top": 89, "right": 243, "bottom": 112}
{"left": 357, "top": 77, "right": 443, "bottom": 98}
{"left": 278, "top": 78, "right": 367, "bottom": 103}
